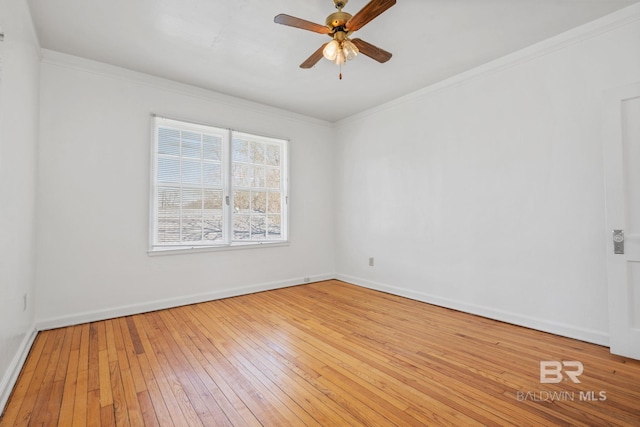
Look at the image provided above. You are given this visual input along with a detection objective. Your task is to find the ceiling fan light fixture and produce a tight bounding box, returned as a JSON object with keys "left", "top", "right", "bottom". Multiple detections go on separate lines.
{"left": 342, "top": 38, "right": 359, "bottom": 60}
{"left": 323, "top": 39, "right": 341, "bottom": 61}
{"left": 323, "top": 35, "right": 358, "bottom": 65}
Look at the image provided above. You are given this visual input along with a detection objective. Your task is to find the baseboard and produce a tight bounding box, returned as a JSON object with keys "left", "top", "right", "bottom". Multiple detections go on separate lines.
{"left": 36, "top": 273, "right": 335, "bottom": 331}
{"left": 336, "top": 274, "right": 610, "bottom": 347}
{"left": 0, "top": 326, "right": 38, "bottom": 415}
{"left": 35, "top": 272, "right": 611, "bottom": 344}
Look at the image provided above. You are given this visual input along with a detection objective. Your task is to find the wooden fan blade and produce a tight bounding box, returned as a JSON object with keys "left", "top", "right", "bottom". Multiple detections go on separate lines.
{"left": 300, "top": 43, "right": 328, "bottom": 69}
{"left": 351, "top": 38, "right": 392, "bottom": 63}
{"left": 346, "top": 0, "right": 396, "bottom": 32}
{"left": 274, "top": 14, "right": 331, "bottom": 34}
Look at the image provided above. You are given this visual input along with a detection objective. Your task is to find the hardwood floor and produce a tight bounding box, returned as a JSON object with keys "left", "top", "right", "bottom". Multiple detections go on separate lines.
{"left": 1, "top": 280, "right": 639, "bottom": 426}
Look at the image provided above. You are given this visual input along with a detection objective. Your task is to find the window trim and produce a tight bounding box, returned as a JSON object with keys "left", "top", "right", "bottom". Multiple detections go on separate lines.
{"left": 148, "top": 115, "right": 289, "bottom": 255}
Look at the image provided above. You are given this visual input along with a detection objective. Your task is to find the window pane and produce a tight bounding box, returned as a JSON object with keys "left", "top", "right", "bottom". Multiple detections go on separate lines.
{"left": 250, "top": 141, "right": 265, "bottom": 164}
{"left": 182, "top": 131, "right": 201, "bottom": 158}
{"left": 267, "top": 215, "right": 281, "bottom": 239}
{"left": 252, "top": 191, "right": 266, "bottom": 213}
{"left": 232, "top": 163, "right": 252, "bottom": 188}
{"left": 157, "top": 187, "right": 180, "bottom": 211}
{"left": 266, "top": 168, "right": 280, "bottom": 189}
{"left": 266, "top": 144, "right": 281, "bottom": 166}
{"left": 157, "top": 216, "right": 180, "bottom": 243}
{"left": 157, "top": 187, "right": 180, "bottom": 244}
{"left": 232, "top": 139, "right": 249, "bottom": 162}
{"left": 234, "top": 190, "right": 250, "bottom": 213}
{"left": 204, "top": 189, "right": 223, "bottom": 211}
{"left": 203, "top": 216, "right": 223, "bottom": 241}
{"left": 203, "top": 134, "right": 221, "bottom": 161}
{"left": 182, "top": 188, "right": 202, "bottom": 211}
{"left": 158, "top": 128, "right": 180, "bottom": 156}
{"left": 267, "top": 192, "right": 281, "bottom": 214}
{"left": 233, "top": 215, "right": 250, "bottom": 240}
{"left": 203, "top": 162, "right": 221, "bottom": 186}
{"left": 253, "top": 166, "right": 265, "bottom": 188}
{"left": 251, "top": 216, "right": 266, "bottom": 240}
{"left": 158, "top": 157, "right": 180, "bottom": 183}
{"left": 182, "top": 159, "right": 202, "bottom": 184}
{"left": 182, "top": 217, "right": 203, "bottom": 242}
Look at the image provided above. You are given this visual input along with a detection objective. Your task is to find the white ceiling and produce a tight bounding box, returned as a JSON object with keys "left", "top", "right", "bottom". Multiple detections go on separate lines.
{"left": 27, "top": 0, "right": 639, "bottom": 122}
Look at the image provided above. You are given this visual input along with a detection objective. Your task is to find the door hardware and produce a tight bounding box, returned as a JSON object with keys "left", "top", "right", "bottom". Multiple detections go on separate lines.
{"left": 613, "top": 229, "right": 624, "bottom": 254}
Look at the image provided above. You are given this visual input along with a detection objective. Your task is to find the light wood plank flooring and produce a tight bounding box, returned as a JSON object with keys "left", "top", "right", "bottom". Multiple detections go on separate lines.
{"left": 1, "top": 280, "right": 639, "bottom": 426}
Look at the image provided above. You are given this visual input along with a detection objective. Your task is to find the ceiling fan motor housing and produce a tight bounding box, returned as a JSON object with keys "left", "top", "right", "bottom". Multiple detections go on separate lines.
{"left": 326, "top": 11, "right": 352, "bottom": 30}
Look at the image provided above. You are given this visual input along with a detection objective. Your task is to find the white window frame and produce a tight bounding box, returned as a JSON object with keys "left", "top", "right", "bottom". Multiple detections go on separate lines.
{"left": 149, "top": 115, "right": 289, "bottom": 254}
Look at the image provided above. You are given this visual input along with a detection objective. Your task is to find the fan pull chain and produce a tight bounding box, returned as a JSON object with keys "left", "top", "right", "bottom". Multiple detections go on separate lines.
{"left": 339, "top": 63, "right": 343, "bottom": 80}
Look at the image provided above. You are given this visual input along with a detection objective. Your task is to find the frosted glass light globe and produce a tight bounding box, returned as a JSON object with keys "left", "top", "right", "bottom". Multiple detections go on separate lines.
{"left": 322, "top": 40, "right": 340, "bottom": 61}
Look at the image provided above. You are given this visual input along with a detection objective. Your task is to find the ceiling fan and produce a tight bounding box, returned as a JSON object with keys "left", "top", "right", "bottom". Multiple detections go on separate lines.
{"left": 274, "top": 0, "right": 396, "bottom": 75}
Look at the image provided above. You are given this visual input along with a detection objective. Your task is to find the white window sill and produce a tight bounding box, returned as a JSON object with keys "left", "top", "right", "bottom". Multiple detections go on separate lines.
{"left": 148, "top": 240, "right": 290, "bottom": 256}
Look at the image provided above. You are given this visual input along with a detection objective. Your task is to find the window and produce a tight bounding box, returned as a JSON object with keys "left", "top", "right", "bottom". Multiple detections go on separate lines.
{"left": 150, "top": 116, "right": 288, "bottom": 252}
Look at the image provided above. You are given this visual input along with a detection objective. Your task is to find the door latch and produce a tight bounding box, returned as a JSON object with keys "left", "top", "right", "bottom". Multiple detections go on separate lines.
{"left": 613, "top": 229, "right": 624, "bottom": 254}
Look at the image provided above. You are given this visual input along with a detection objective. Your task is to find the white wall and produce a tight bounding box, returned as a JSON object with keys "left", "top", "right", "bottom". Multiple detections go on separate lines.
{"left": 0, "top": 0, "right": 40, "bottom": 410}
{"left": 334, "top": 8, "right": 640, "bottom": 345}
{"left": 35, "top": 52, "right": 335, "bottom": 327}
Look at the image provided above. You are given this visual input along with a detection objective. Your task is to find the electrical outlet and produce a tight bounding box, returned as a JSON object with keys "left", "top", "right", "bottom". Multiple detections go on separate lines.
{"left": 303, "top": 277, "right": 310, "bottom": 283}
{"left": 369, "top": 257, "right": 374, "bottom": 267}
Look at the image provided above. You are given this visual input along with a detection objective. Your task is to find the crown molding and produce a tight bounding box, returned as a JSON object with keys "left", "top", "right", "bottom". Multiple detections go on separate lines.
{"left": 336, "top": 2, "right": 640, "bottom": 127}
{"left": 40, "top": 49, "right": 333, "bottom": 129}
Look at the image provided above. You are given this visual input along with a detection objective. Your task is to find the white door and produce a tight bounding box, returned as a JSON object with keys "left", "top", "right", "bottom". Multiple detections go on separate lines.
{"left": 603, "top": 82, "right": 640, "bottom": 360}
